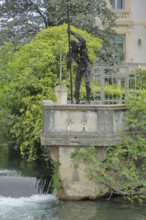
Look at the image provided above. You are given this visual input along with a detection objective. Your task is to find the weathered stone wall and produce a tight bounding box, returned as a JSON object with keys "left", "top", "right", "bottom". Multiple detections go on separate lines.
{"left": 41, "top": 102, "right": 127, "bottom": 147}
{"left": 41, "top": 101, "right": 127, "bottom": 199}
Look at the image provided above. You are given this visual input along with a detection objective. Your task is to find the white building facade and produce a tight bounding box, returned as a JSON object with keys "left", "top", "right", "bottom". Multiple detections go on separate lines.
{"left": 110, "top": 0, "right": 146, "bottom": 64}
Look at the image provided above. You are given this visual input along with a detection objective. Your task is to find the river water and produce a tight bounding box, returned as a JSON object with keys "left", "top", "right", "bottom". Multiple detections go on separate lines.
{"left": 0, "top": 145, "right": 146, "bottom": 220}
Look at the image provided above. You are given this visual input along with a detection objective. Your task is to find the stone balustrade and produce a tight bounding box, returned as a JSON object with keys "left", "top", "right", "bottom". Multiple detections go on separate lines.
{"left": 114, "top": 10, "right": 132, "bottom": 20}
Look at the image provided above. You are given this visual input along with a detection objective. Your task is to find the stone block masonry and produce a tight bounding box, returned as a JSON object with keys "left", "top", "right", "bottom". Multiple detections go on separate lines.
{"left": 41, "top": 101, "right": 127, "bottom": 199}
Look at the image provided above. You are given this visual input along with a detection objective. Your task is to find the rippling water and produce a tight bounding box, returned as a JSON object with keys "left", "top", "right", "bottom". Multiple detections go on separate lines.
{"left": 0, "top": 194, "right": 146, "bottom": 220}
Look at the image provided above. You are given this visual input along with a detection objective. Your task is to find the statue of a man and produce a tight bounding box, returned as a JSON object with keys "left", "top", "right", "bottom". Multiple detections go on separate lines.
{"left": 67, "top": 29, "right": 91, "bottom": 104}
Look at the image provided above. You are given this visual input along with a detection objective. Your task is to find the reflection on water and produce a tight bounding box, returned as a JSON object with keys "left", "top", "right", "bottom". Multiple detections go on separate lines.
{"left": 58, "top": 199, "right": 146, "bottom": 220}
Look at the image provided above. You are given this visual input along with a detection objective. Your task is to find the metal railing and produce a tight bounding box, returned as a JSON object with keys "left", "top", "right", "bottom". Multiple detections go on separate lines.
{"left": 91, "top": 65, "right": 136, "bottom": 104}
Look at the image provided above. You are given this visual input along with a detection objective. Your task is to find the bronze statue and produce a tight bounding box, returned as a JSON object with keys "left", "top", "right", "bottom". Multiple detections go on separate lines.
{"left": 67, "top": 30, "right": 91, "bottom": 104}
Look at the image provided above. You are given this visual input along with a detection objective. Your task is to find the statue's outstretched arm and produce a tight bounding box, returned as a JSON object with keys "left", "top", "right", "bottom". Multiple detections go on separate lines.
{"left": 69, "top": 29, "right": 86, "bottom": 44}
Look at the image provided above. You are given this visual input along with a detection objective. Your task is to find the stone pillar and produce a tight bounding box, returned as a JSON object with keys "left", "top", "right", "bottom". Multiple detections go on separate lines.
{"left": 54, "top": 85, "right": 68, "bottom": 104}
{"left": 58, "top": 146, "right": 108, "bottom": 200}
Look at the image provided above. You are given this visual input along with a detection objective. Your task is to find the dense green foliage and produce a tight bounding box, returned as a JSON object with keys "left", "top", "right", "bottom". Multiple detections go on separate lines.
{"left": 0, "top": 24, "right": 101, "bottom": 162}
{"left": 0, "top": 0, "right": 123, "bottom": 65}
{"left": 126, "top": 94, "right": 146, "bottom": 131}
{"left": 135, "top": 69, "right": 146, "bottom": 90}
{"left": 71, "top": 94, "right": 146, "bottom": 202}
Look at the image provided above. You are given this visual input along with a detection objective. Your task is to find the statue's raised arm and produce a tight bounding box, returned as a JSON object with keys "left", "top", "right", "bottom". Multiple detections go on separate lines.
{"left": 69, "top": 29, "right": 86, "bottom": 44}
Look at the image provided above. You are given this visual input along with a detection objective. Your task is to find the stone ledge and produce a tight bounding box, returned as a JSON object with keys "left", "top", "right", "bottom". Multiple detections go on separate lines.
{"left": 41, "top": 131, "right": 128, "bottom": 147}
{"left": 43, "top": 103, "right": 126, "bottom": 111}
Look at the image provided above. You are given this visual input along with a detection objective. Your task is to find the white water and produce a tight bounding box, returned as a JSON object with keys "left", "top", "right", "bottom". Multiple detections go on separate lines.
{"left": 0, "top": 168, "right": 59, "bottom": 220}
{"left": 0, "top": 194, "right": 58, "bottom": 220}
{"left": 0, "top": 156, "right": 146, "bottom": 220}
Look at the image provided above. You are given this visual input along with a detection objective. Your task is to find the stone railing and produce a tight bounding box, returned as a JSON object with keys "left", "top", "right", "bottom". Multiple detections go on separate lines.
{"left": 126, "top": 63, "right": 146, "bottom": 70}
{"left": 113, "top": 10, "right": 132, "bottom": 20}
{"left": 41, "top": 102, "right": 127, "bottom": 147}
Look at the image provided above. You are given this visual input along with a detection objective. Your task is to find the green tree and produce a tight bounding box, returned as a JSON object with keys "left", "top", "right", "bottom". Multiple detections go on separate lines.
{"left": 0, "top": 0, "right": 115, "bottom": 43}
{"left": 0, "top": 0, "right": 123, "bottom": 65}
{"left": 0, "top": 24, "right": 101, "bottom": 161}
{"left": 96, "top": 28, "right": 124, "bottom": 65}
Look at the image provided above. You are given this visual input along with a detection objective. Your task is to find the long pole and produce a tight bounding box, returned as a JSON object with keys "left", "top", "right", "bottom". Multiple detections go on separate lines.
{"left": 66, "top": 0, "right": 73, "bottom": 104}
{"left": 59, "top": 47, "right": 62, "bottom": 88}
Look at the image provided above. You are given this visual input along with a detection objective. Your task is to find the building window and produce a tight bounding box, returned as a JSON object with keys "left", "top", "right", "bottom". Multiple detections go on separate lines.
{"left": 112, "top": 0, "right": 125, "bottom": 10}
{"left": 115, "top": 35, "right": 125, "bottom": 52}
